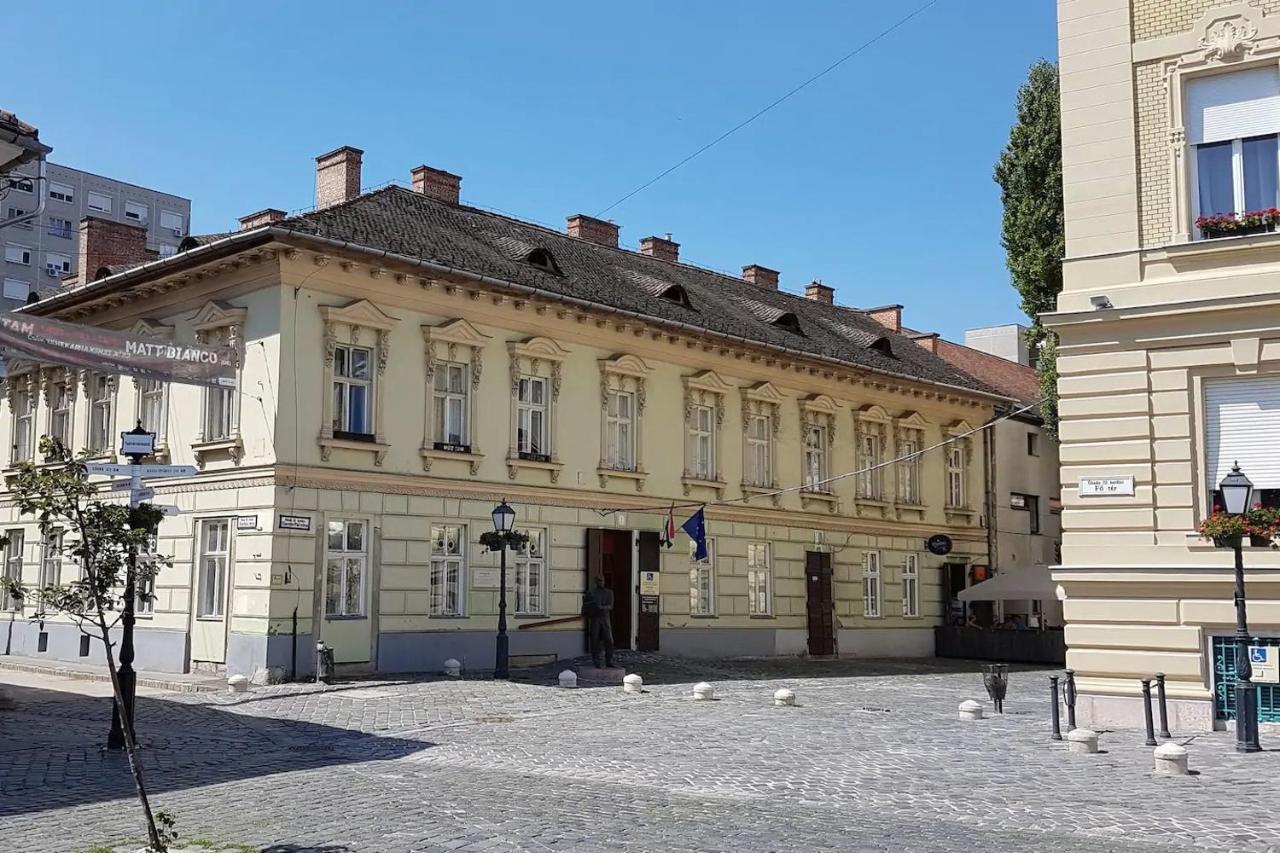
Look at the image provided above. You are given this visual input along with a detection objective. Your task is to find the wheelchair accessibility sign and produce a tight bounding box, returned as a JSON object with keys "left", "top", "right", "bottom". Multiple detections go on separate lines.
{"left": 1248, "top": 646, "right": 1279, "bottom": 684}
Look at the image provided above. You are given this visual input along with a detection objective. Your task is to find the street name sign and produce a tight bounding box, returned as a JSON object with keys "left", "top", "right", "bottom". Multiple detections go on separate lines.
{"left": 1079, "top": 476, "right": 1135, "bottom": 497}
{"left": 85, "top": 463, "right": 197, "bottom": 479}
{"left": 120, "top": 430, "right": 156, "bottom": 459}
{"left": 131, "top": 486, "right": 156, "bottom": 503}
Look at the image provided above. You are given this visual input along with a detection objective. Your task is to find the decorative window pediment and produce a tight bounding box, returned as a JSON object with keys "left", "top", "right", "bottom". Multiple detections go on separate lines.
{"left": 897, "top": 410, "right": 928, "bottom": 428}
{"left": 686, "top": 369, "right": 733, "bottom": 396}
{"left": 190, "top": 301, "right": 248, "bottom": 338}
{"left": 944, "top": 419, "right": 975, "bottom": 517}
{"left": 319, "top": 299, "right": 399, "bottom": 466}
{"left": 683, "top": 371, "right": 731, "bottom": 497}
{"left": 130, "top": 318, "right": 174, "bottom": 339}
{"left": 744, "top": 381, "right": 785, "bottom": 406}
{"left": 319, "top": 298, "right": 398, "bottom": 333}
{"left": 800, "top": 394, "right": 840, "bottom": 510}
{"left": 510, "top": 336, "right": 571, "bottom": 363}
{"left": 507, "top": 336, "right": 569, "bottom": 481}
{"left": 853, "top": 403, "right": 891, "bottom": 513}
{"left": 190, "top": 301, "right": 248, "bottom": 467}
{"left": 421, "top": 319, "right": 490, "bottom": 473}
{"left": 599, "top": 354, "right": 652, "bottom": 490}
{"left": 894, "top": 411, "right": 929, "bottom": 515}
{"left": 742, "top": 382, "right": 783, "bottom": 504}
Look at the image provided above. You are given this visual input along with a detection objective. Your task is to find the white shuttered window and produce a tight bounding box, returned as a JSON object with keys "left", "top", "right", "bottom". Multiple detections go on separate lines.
{"left": 1204, "top": 376, "right": 1280, "bottom": 494}
{"left": 1187, "top": 68, "right": 1280, "bottom": 145}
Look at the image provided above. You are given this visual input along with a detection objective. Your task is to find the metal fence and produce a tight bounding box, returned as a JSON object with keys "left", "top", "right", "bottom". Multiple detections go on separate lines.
{"left": 1211, "top": 635, "right": 1280, "bottom": 723}
{"left": 934, "top": 626, "right": 1065, "bottom": 664}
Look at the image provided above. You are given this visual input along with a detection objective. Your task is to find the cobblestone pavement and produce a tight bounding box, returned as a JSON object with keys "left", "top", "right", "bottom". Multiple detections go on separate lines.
{"left": 3, "top": 654, "right": 1279, "bottom": 853}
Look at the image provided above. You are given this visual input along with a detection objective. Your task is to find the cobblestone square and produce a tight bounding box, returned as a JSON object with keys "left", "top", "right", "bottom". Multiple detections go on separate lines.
{"left": 3, "top": 655, "right": 1279, "bottom": 853}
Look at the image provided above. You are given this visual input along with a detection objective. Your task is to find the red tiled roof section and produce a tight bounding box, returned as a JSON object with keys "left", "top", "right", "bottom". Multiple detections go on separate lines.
{"left": 934, "top": 339, "right": 1040, "bottom": 406}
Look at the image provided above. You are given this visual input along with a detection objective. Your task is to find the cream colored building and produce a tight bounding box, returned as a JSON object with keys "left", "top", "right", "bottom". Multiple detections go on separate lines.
{"left": 0, "top": 147, "right": 1005, "bottom": 679}
{"left": 1051, "top": 0, "right": 1280, "bottom": 729}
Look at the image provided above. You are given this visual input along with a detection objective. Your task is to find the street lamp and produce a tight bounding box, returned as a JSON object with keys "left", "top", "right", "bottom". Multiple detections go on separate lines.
{"left": 487, "top": 500, "right": 519, "bottom": 680}
{"left": 1219, "top": 462, "right": 1262, "bottom": 753}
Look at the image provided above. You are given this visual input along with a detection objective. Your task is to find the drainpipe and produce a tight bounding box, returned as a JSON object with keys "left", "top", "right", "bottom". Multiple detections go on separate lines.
{"left": 984, "top": 413, "right": 999, "bottom": 578}
{"left": 0, "top": 156, "right": 47, "bottom": 230}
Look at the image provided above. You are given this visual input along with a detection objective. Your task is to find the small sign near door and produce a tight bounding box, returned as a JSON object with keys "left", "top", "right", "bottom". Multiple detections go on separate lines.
{"left": 278, "top": 514, "right": 312, "bottom": 532}
{"left": 639, "top": 570, "right": 660, "bottom": 596}
{"left": 1250, "top": 645, "right": 1279, "bottom": 684}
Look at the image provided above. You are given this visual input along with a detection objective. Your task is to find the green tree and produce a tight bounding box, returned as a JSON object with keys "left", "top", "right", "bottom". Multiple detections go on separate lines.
{"left": 0, "top": 437, "right": 174, "bottom": 851}
{"left": 994, "top": 59, "right": 1064, "bottom": 435}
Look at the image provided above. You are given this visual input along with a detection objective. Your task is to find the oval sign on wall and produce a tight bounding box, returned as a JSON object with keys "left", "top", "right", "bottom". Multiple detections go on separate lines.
{"left": 926, "top": 534, "right": 953, "bottom": 556}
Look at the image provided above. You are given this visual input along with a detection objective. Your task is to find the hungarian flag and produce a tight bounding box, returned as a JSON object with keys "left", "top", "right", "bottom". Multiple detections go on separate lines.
{"left": 663, "top": 504, "right": 677, "bottom": 548}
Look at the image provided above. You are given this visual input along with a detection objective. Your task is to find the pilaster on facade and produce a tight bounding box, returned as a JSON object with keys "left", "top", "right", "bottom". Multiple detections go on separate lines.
{"left": 799, "top": 393, "right": 840, "bottom": 514}
{"left": 853, "top": 404, "right": 893, "bottom": 519}
{"left": 318, "top": 299, "right": 397, "bottom": 466}
{"left": 597, "top": 353, "right": 651, "bottom": 492}
{"left": 506, "top": 336, "right": 569, "bottom": 483}
{"left": 740, "top": 381, "right": 784, "bottom": 507}
{"left": 420, "top": 318, "right": 489, "bottom": 475}
{"left": 191, "top": 301, "right": 249, "bottom": 468}
{"left": 682, "top": 369, "right": 731, "bottom": 499}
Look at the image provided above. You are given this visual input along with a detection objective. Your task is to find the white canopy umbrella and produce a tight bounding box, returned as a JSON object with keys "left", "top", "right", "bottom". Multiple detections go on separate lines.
{"left": 957, "top": 564, "right": 1057, "bottom": 602}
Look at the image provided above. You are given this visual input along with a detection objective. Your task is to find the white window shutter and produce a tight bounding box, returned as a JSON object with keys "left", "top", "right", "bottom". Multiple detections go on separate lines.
{"left": 1204, "top": 376, "right": 1280, "bottom": 493}
{"left": 1187, "top": 67, "right": 1280, "bottom": 144}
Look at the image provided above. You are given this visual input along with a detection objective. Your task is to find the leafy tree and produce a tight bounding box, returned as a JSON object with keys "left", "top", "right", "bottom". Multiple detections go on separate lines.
{"left": 0, "top": 437, "right": 174, "bottom": 851}
{"left": 994, "top": 59, "right": 1064, "bottom": 435}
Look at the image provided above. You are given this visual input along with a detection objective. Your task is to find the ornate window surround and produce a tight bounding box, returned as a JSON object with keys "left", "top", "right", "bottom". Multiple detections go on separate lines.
{"left": 799, "top": 393, "right": 840, "bottom": 512}
{"left": 741, "top": 381, "right": 784, "bottom": 507}
{"left": 318, "top": 299, "right": 398, "bottom": 466}
{"left": 598, "top": 353, "right": 651, "bottom": 491}
{"left": 893, "top": 410, "right": 929, "bottom": 520}
{"left": 130, "top": 319, "right": 173, "bottom": 461}
{"left": 421, "top": 318, "right": 489, "bottom": 474}
{"left": 40, "top": 364, "right": 76, "bottom": 460}
{"left": 1154, "top": 8, "right": 1280, "bottom": 244}
{"left": 853, "top": 404, "right": 892, "bottom": 517}
{"left": 944, "top": 418, "right": 977, "bottom": 523}
{"left": 682, "top": 369, "right": 732, "bottom": 498}
{"left": 80, "top": 368, "right": 118, "bottom": 460}
{"left": 5, "top": 368, "right": 37, "bottom": 468}
{"left": 506, "top": 336, "right": 569, "bottom": 482}
{"left": 190, "top": 301, "right": 248, "bottom": 467}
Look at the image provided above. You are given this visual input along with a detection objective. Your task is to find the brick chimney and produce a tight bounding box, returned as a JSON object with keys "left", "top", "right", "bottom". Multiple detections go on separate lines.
{"left": 639, "top": 235, "right": 679, "bottom": 263}
{"left": 315, "top": 146, "right": 363, "bottom": 209}
{"left": 910, "top": 332, "right": 939, "bottom": 354}
{"left": 411, "top": 165, "right": 462, "bottom": 205}
{"left": 742, "top": 264, "right": 779, "bottom": 290}
{"left": 866, "top": 304, "right": 903, "bottom": 333}
{"left": 566, "top": 214, "right": 619, "bottom": 248}
{"left": 804, "top": 280, "right": 834, "bottom": 304}
{"left": 238, "top": 208, "right": 287, "bottom": 231}
{"left": 77, "top": 217, "right": 149, "bottom": 286}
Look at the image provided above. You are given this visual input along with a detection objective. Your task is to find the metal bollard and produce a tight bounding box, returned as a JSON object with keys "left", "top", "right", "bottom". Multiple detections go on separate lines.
{"left": 1140, "top": 678, "right": 1157, "bottom": 746}
{"left": 315, "top": 641, "right": 335, "bottom": 685}
{"left": 1064, "top": 669, "right": 1078, "bottom": 731}
{"left": 1050, "top": 675, "right": 1062, "bottom": 741}
{"left": 1155, "top": 672, "right": 1171, "bottom": 739}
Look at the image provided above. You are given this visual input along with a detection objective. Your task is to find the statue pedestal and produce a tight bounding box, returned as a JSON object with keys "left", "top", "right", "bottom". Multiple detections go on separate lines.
{"left": 576, "top": 666, "right": 626, "bottom": 685}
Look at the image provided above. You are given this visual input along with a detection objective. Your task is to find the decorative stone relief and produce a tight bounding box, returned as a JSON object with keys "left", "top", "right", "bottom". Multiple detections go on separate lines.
{"left": 1201, "top": 15, "right": 1258, "bottom": 63}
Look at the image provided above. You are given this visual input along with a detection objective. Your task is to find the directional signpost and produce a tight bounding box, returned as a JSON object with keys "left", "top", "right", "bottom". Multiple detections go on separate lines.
{"left": 89, "top": 422, "right": 199, "bottom": 751}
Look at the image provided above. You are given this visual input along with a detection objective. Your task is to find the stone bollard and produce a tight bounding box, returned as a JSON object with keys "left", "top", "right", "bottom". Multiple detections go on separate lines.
{"left": 958, "top": 699, "right": 985, "bottom": 721}
{"left": 443, "top": 658, "right": 461, "bottom": 678}
{"left": 623, "top": 673, "right": 643, "bottom": 694}
{"left": 227, "top": 674, "right": 249, "bottom": 695}
{"left": 1066, "top": 728, "right": 1099, "bottom": 755}
{"left": 774, "top": 688, "right": 796, "bottom": 707}
{"left": 558, "top": 670, "right": 578, "bottom": 689}
{"left": 1153, "top": 742, "right": 1189, "bottom": 776}
{"left": 693, "top": 682, "right": 715, "bottom": 701}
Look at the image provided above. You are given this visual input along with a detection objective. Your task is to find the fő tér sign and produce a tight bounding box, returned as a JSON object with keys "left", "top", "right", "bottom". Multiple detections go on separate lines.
{"left": 1079, "top": 476, "right": 1135, "bottom": 497}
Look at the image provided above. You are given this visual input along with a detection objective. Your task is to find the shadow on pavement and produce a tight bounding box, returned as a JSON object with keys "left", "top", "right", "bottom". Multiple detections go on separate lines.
{"left": 0, "top": 682, "right": 434, "bottom": 819}
{"left": 263, "top": 846, "right": 352, "bottom": 852}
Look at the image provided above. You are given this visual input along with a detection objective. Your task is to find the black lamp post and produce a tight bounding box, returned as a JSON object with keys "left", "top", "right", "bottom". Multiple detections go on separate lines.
{"left": 491, "top": 500, "right": 517, "bottom": 680}
{"left": 108, "top": 421, "right": 153, "bottom": 751}
{"left": 1219, "top": 462, "right": 1262, "bottom": 753}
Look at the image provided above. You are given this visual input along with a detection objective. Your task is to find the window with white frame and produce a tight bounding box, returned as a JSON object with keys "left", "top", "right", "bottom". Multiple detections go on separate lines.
{"left": 86, "top": 191, "right": 112, "bottom": 213}
{"left": 429, "top": 524, "right": 465, "bottom": 616}
{"left": 746, "top": 542, "right": 772, "bottom": 616}
{"left": 45, "top": 252, "right": 71, "bottom": 279}
{"left": 1187, "top": 68, "right": 1280, "bottom": 232}
{"left": 11, "top": 382, "right": 34, "bottom": 464}
{"left": 2, "top": 529, "right": 22, "bottom": 610}
{"left": 863, "top": 551, "right": 881, "bottom": 618}
{"left": 124, "top": 201, "right": 149, "bottom": 223}
{"left": 946, "top": 446, "right": 966, "bottom": 509}
{"left": 605, "top": 389, "right": 636, "bottom": 470}
{"left": 898, "top": 431, "right": 922, "bottom": 504}
{"left": 138, "top": 379, "right": 166, "bottom": 438}
{"left": 48, "top": 182, "right": 73, "bottom": 204}
{"left": 159, "top": 209, "right": 185, "bottom": 236}
{"left": 516, "top": 376, "right": 549, "bottom": 459}
{"left": 5, "top": 244, "right": 32, "bottom": 265}
{"left": 6, "top": 206, "right": 28, "bottom": 226}
{"left": 902, "top": 553, "right": 920, "bottom": 618}
{"left": 48, "top": 216, "right": 73, "bottom": 239}
{"left": 689, "top": 538, "right": 715, "bottom": 616}
{"left": 432, "top": 362, "right": 469, "bottom": 448}
{"left": 40, "top": 529, "right": 64, "bottom": 605}
{"left": 204, "top": 384, "right": 235, "bottom": 441}
{"left": 87, "top": 374, "right": 113, "bottom": 454}
{"left": 514, "top": 529, "right": 545, "bottom": 615}
{"left": 6, "top": 177, "right": 32, "bottom": 193}
{"left": 332, "top": 344, "right": 373, "bottom": 436}
{"left": 745, "top": 414, "right": 771, "bottom": 487}
{"left": 325, "top": 519, "right": 367, "bottom": 618}
{"left": 3, "top": 278, "right": 28, "bottom": 301}
{"left": 196, "top": 519, "right": 229, "bottom": 619}
{"left": 858, "top": 432, "right": 883, "bottom": 499}
{"left": 48, "top": 378, "right": 71, "bottom": 449}
{"left": 688, "top": 403, "right": 715, "bottom": 480}
{"left": 803, "top": 424, "right": 828, "bottom": 492}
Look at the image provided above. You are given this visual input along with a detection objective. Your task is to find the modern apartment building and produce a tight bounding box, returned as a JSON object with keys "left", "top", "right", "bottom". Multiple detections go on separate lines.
{"left": 1, "top": 159, "right": 190, "bottom": 309}
{"left": 1050, "top": 0, "right": 1280, "bottom": 730}
{"left": 0, "top": 146, "right": 1007, "bottom": 679}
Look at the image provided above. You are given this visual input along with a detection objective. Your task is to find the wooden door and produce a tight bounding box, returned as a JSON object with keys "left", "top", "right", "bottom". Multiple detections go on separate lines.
{"left": 805, "top": 550, "right": 835, "bottom": 656}
{"left": 636, "top": 531, "right": 660, "bottom": 652}
{"left": 601, "top": 530, "right": 632, "bottom": 650}
{"left": 191, "top": 518, "right": 233, "bottom": 665}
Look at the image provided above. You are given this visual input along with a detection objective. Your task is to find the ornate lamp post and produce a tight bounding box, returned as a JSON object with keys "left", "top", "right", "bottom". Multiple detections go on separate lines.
{"left": 108, "top": 421, "right": 153, "bottom": 751}
{"left": 481, "top": 500, "right": 525, "bottom": 680}
{"left": 1219, "top": 462, "right": 1262, "bottom": 753}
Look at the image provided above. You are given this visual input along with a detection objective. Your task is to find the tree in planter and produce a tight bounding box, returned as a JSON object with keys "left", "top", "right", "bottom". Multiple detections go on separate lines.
{"left": 0, "top": 437, "right": 175, "bottom": 852}
{"left": 994, "top": 59, "right": 1064, "bottom": 437}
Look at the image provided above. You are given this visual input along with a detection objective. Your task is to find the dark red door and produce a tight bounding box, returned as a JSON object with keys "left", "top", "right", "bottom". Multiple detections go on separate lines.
{"left": 805, "top": 551, "right": 835, "bottom": 656}
{"left": 600, "top": 529, "right": 633, "bottom": 650}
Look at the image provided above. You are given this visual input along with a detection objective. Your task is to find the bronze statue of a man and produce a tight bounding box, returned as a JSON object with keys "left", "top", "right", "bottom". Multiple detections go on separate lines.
{"left": 583, "top": 575, "right": 615, "bottom": 668}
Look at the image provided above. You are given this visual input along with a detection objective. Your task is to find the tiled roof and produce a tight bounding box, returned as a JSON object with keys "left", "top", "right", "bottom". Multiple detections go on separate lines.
{"left": 269, "top": 187, "right": 1003, "bottom": 399}
{"left": 933, "top": 338, "right": 1040, "bottom": 408}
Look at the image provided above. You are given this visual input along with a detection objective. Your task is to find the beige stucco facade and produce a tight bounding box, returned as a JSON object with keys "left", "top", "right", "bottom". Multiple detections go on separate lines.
{"left": 0, "top": 192, "right": 1001, "bottom": 679}
{"left": 1051, "top": 0, "right": 1280, "bottom": 729}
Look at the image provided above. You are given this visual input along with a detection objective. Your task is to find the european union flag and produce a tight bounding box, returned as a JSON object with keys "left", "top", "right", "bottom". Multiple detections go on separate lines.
{"left": 681, "top": 507, "right": 708, "bottom": 562}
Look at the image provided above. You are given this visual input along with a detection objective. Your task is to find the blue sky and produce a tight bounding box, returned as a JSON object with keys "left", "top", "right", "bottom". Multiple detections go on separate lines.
{"left": 6, "top": 1, "right": 1056, "bottom": 340}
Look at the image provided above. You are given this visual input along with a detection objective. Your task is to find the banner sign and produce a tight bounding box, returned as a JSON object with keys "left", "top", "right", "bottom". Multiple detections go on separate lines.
{"left": 0, "top": 312, "right": 237, "bottom": 389}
